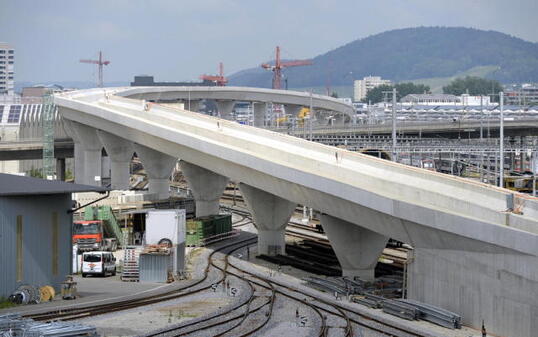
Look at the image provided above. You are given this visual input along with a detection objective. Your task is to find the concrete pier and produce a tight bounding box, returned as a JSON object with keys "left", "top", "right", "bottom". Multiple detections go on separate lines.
{"left": 321, "top": 214, "right": 389, "bottom": 280}
{"left": 62, "top": 120, "right": 85, "bottom": 184}
{"left": 253, "top": 102, "right": 267, "bottom": 127}
{"left": 239, "top": 183, "right": 296, "bottom": 256}
{"left": 97, "top": 131, "right": 134, "bottom": 190}
{"left": 183, "top": 99, "right": 200, "bottom": 112}
{"left": 134, "top": 144, "right": 176, "bottom": 199}
{"left": 180, "top": 161, "right": 229, "bottom": 217}
{"left": 67, "top": 121, "right": 102, "bottom": 186}
{"left": 408, "top": 248, "right": 538, "bottom": 337}
{"left": 216, "top": 100, "right": 235, "bottom": 120}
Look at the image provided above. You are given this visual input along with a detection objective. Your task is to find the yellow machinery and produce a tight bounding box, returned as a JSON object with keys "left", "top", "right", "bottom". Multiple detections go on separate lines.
{"left": 296, "top": 107, "right": 310, "bottom": 127}
{"left": 503, "top": 172, "right": 537, "bottom": 194}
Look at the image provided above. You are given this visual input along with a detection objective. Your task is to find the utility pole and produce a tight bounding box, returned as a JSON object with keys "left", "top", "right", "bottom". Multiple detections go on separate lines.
{"left": 392, "top": 88, "right": 397, "bottom": 162}
{"left": 480, "top": 96, "right": 483, "bottom": 140}
{"left": 309, "top": 90, "right": 313, "bottom": 141}
{"left": 499, "top": 91, "right": 504, "bottom": 187}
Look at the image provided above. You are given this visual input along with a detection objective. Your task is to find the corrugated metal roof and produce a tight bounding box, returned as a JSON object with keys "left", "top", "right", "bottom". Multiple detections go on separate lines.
{"left": 0, "top": 173, "right": 108, "bottom": 196}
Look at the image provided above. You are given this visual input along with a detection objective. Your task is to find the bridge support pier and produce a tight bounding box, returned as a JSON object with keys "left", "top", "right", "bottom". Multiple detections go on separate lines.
{"left": 180, "top": 161, "right": 229, "bottom": 217}
{"left": 321, "top": 214, "right": 389, "bottom": 280}
{"left": 56, "top": 158, "right": 66, "bottom": 181}
{"left": 97, "top": 131, "right": 134, "bottom": 190}
{"left": 239, "top": 183, "right": 296, "bottom": 256}
{"left": 63, "top": 120, "right": 85, "bottom": 184}
{"left": 183, "top": 100, "right": 200, "bottom": 112}
{"left": 216, "top": 100, "right": 235, "bottom": 120}
{"left": 73, "top": 144, "right": 85, "bottom": 184}
{"left": 253, "top": 102, "right": 267, "bottom": 127}
{"left": 134, "top": 144, "right": 176, "bottom": 199}
{"left": 67, "top": 121, "right": 103, "bottom": 186}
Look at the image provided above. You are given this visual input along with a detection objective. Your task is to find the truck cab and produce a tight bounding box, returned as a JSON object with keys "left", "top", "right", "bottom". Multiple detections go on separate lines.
{"left": 81, "top": 251, "right": 117, "bottom": 277}
{"left": 73, "top": 220, "right": 117, "bottom": 252}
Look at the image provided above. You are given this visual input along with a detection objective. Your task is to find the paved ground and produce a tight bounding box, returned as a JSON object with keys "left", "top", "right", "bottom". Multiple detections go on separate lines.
{"left": 0, "top": 274, "right": 173, "bottom": 315}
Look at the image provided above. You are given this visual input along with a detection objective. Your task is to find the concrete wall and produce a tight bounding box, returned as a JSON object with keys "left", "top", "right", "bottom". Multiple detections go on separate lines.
{"left": 407, "top": 248, "right": 538, "bottom": 337}
{"left": 0, "top": 194, "right": 73, "bottom": 297}
{"left": 0, "top": 125, "right": 20, "bottom": 173}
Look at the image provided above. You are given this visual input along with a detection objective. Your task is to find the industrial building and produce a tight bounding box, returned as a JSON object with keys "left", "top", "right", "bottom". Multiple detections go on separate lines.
{"left": 505, "top": 85, "right": 538, "bottom": 105}
{"left": 400, "top": 93, "right": 492, "bottom": 106}
{"left": 0, "top": 42, "right": 14, "bottom": 97}
{"left": 0, "top": 173, "right": 107, "bottom": 297}
{"left": 130, "top": 75, "right": 217, "bottom": 87}
{"left": 353, "top": 76, "right": 391, "bottom": 101}
{"left": 0, "top": 99, "right": 68, "bottom": 174}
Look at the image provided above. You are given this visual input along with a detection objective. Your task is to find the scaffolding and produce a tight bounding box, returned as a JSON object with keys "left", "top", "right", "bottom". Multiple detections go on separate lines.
{"left": 42, "top": 91, "right": 55, "bottom": 179}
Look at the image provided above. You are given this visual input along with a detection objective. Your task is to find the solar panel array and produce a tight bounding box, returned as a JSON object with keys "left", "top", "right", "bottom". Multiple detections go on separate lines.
{"left": 7, "top": 104, "right": 21, "bottom": 123}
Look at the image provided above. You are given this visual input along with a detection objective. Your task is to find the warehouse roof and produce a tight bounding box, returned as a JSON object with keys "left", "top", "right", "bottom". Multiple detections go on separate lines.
{"left": 0, "top": 173, "right": 108, "bottom": 196}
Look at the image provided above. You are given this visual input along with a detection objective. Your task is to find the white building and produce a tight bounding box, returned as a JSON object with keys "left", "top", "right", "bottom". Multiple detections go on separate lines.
{"left": 353, "top": 76, "right": 391, "bottom": 102}
{"left": 0, "top": 42, "right": 15, "bottom": 96}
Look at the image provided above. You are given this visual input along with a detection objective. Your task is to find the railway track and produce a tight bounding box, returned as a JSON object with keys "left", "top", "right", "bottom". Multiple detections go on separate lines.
{"left": 225, "top": 240, "right": 428, "bottom": 337}
{"left": 22, "top": 203, "right": 427, "bottom": 336}
{"left": 225, "top": 205, "right": 410, "bottom": 269}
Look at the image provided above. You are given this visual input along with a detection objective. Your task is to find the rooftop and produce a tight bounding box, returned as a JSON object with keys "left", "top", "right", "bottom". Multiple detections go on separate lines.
{"left": 401, "top": 94, "right": 458, "bottom": 101}
{"left": 0, "top": 173, "right": 108, "bottom": 196}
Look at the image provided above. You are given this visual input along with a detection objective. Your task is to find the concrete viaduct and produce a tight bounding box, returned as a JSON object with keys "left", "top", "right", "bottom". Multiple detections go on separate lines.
{"left": 27, "top": 86, "right": 538, "bottom": 336}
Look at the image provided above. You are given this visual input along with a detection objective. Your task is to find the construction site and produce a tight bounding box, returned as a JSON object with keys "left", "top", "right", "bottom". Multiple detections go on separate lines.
{"left": 0, "top": 39, "right": 537, "bottom": 337}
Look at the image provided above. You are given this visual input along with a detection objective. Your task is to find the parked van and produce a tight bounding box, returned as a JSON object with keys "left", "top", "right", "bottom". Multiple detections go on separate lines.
{"left": 82, "top": 251, "right": 117, "bottom": 277}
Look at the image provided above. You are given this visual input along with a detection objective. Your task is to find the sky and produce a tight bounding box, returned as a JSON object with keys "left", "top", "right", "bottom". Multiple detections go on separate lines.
{"left": 1, "top": 0, "right": 537, "bottom": 84}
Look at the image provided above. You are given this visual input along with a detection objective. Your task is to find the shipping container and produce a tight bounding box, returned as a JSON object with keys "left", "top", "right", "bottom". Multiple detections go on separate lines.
{"left": 185, "top": 214, "right": 233, "bottom": 246}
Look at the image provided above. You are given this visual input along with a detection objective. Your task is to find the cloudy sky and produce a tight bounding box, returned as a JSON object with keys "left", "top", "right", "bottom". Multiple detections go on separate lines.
{"left": 1, "top": 0, "right": 537, "bottom": 84}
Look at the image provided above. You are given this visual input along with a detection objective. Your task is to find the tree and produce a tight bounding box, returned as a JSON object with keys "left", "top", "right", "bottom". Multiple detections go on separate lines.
{"left": 363, "top": 84, "right": 393, "bottom": 104}
{"left": 395, "top": 82, "right": 430, "bottom": 99}
{"left": 330, "top": 91, "right": 339, "bottom": 98}
{"left": 363, "top": 83, "right": 430, "bottom": 103}
{"left": 443, "top": 76, "right": 502, "bottom": 101}
{"left": 28, "top": 167, "right": 43, "bottom": 179}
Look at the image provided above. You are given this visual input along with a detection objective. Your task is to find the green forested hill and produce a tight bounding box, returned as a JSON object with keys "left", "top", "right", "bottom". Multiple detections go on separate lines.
{"left": 228, "top": 27, "right": 538, "bottom": 88}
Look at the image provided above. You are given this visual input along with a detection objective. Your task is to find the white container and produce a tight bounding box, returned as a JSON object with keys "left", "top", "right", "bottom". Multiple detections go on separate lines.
{"left": 145, "top": 209, "right": 186, "bottom": 245}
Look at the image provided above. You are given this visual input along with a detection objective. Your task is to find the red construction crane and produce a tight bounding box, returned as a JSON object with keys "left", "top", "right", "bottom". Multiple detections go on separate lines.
{"left": 200, "top": 62, "right": 228, "bottom": 86}
{"left": 80, "top": 51, "right": 110, "bottom": 88}
{"left": 261, "top": 46, "right": 312, "bottom": 89}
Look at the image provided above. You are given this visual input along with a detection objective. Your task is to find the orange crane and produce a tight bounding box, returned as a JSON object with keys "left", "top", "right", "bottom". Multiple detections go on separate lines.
{"left": 200, "top": 62, "right": 228, "bottom": 86}
{"left": 261, "top": 46, "right": 312, "bottom": 89}
{"left": 80, "top": 51, "right": 110, "bottom": 88}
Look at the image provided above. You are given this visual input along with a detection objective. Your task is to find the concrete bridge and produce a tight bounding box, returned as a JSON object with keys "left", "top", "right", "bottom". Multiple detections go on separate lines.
{"left": 0, "top": 138, "right": 74, "bottom": 160}
{"left": 50, "top": 87, "right": 538, "bottom": 336}
{"left": 116, "top": 86, "right": 355, "bottom": 126}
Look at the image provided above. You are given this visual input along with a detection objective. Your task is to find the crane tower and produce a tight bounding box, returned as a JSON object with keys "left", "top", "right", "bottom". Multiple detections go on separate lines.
{"left": 261, "top": 46, "right": 312, "bottom": 89}
{"left": 80, "top": 51, "right": 110, "bottom": 88}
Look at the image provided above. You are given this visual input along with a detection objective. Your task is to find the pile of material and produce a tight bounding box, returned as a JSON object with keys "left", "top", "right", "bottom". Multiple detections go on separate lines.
{"left": 141, "top": 244, "right": 171, "bottom": 255}
{"left": 8, "top": 285, "right": 55, "bottom": 305}
{"left": 0, "top": 313, "right": 98, "bottom": 336}
{"left": 351, "top": 295, "right": 462, "bottom": 329}
{"left": 304, "top": 276, "right": 402, "bottom": 297}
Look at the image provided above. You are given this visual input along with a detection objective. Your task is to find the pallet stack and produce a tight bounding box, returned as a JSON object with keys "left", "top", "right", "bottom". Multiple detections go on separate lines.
{"left": 122, "top": 246, "right": 141, "bottom": 282}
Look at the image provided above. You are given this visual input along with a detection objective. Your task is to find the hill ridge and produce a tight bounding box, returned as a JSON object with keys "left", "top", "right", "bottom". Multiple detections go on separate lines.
{"left": 228, "top": 27, "right": 538, "bottom": 88}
